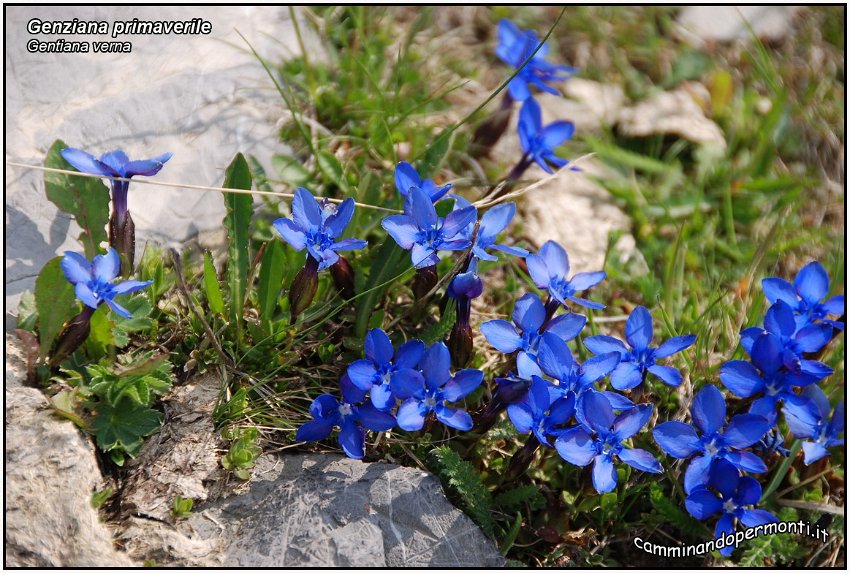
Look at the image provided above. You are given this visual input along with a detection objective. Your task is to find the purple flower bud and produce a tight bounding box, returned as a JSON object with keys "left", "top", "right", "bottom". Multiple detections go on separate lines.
{"left": 330, "top": 255, "right": 356, "bottom": 300}
{"left": 412, "top": 264, "right": 438, "bottom": 301}
{"left": 49, "top": 306, "right": 95, "bottom": 367}
{"left": 289, "top": 256, "right": 319, "bottom": 324}
{"left": 448, "top": 321, "right": 473, "bottom": 369}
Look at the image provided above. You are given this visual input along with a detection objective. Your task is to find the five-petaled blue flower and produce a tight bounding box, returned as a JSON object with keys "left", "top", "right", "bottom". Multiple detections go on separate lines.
{"left": 685, "top": 459, "right": 779, "bottom": 556}
{"left": 720, "top": 332, "right": 831, "bottom": 424}
{"left": 395, "top": 162, "right": 451, "bottom": 214}
{"left": 273, "top": 187, "right": 367, "bottom": 271}
{"left": 61, "top": 148, "right": 172, "bottom": 224}
{"left": 783, "top": 385, "right": 845, "bottom": 466}
{"left": 495, "top": 19, "right": 577, "bottom": 101}
{"left": 739, "top": 300, "right": 835, "bottom": 373}
{"left": 507, "top": 376, "right": 575, "bottom": 446}
{"left": 393, "top": 342, "right": 483, "bottom": 431}
{"left": 481, "top": 292, "right": 586, "bottom": 358}
{"left": 526, "top": 240, "right": 606, "bottom": 310}
{"left": 295, "top": 375, "right": 396, "bottom": 459}
{"left": 60, "top": 248, "right": 152, "bottom": 319}
{"left": 382, "top": 187, "right": 477, "bottom": 269}
{"left": 555, "top": 392, "right": 661, "bottom": 494}
{"left": 347, "top": 328, "right": 425, "bottom": 411}
{"left": 653, "top": 384, "right": 771, "bottom": 494}
{"left": 518, "top": 98, "right": 576, "bottom": 174}
{"left": 762, "top": 261, "right": 844, "bottom": 330}
{"left": 584, "top": 306, "right": 696, "bottom": 390}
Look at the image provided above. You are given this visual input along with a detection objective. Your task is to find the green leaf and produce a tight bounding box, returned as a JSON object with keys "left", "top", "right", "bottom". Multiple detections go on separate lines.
{"left": 85, "top": 304, "right": 114, "bottom": 360}
{"left": 499, "top": 512, "right": 522, "bottom": 556}
{"left": 354, "top": 236, "right": 409, "bottom": 338}
{"left": 16, "top": 290, "right": 38, "bottom": 332}
{"left": 421, "top": 303, "right": 456, "bottom": 345}
{"left": 89, "top": 398, "right": 163, "bottom": 457}
{"left": 203, "top": 252, "right": 224, "bottom": 315}
{"left": 493, "top": 486, "right": 545, "bottom": 512}
{"left": 35, "top": 257, "right": 78, "bottom": 361}
{"left": 257, "top": 240, "right": 287, "bottom": 324}
{"left": 272, "top": 154, "right": 311, "bottom": 187}
{"left": 44, "top": 139, "right": 110, "bottom": 259}
{"left": 222, "top": 153, "right": 253, "bottom": 330}
{"left": 418, "top": 130, "right": 453, "bottom": 178}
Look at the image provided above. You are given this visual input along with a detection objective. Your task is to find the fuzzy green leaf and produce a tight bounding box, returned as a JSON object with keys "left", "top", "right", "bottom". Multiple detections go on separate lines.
{"left": 257, "top": 240, "right": 286, "bottom": 323}
{"left": 89, "top": 398, "right": 162, "bottom": 457}
{"left": 44, "top": 139, "right": 110, "bottom": 259}
{"left": 222, "top": 153, "right": 253, "bottom": 329}
{"left": 35, "top": 257, "right": 78, "bottom": 361}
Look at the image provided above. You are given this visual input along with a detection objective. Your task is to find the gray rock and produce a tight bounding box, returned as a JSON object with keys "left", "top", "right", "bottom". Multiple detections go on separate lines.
{"left": 4, "top": 334, "right": 135, "bottom": 566}
{"left": 677, "top": 6, "right": 799, "bottom": 46}
{"left": 5, "top": 6, "right": 315, "bottom": 325}
{"left": 121, "top": 454, "right": 505, "bottom": 567}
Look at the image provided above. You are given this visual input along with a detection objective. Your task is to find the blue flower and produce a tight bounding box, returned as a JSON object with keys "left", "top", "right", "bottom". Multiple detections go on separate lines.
{"left": 762, "top": 261, "right": 844, "bottom": 330}
{"left": 347, "top": 328, "right": 425, "bottom": 411}
{"left": 273, "top": 187, "right": 367, "bottom": 271}
{"left": 395, "top": 162, "right": 451, "bottom": 214}
{"left": 555, "top": 392, "right": 661, "bottom": 493}
{"left": 720, "top": 332, "right": 831, "bottom": 423}
{"left": 536, "top": 332, "right": 620, "bottom": 403}
{"left": 739, "top": 300, "right": 835, "bottom": 372}
{"left": 783, "top": 386, "right": 845, "bottom": 465}
{"left": 61, "top": 147, "right": 172, "bottom": 224}
{"left": 507, "top": 376, "right": 575, "bottom": 446}
{"left": 452, "top": 197, "right": 529, "bottom": 261}
{"left": 480, "top": 292, "right": 586, "bottom": 358}
{"left": 584, "top": 306, "right": 696, "bottom": 390}
{"left": 685, "top": 459, "right": 778, "bottom": 556}
{"left": 517, "top": 98, "right": 576, "bottom": 174}
{"left": 393, "top": 342, "right": 483, "bottom": 431}
{"left": 495, "top": 19, "right": 577, "bottom": 101}
{"left": 60, "top": 248, "right": 152, "bottom": 319}
{"left": 653, "top": 384, "right": 771, "bottom": 494}
{"left": 492, "top": 351, "right": 544, "bottom": 406}
{"left": 526, "top": 241, "right": 606, "bottom": 310}
{"left": 447, "top": 258, "right": 484, "bottom": 302}
{"left": 382, "top": 187, "right": 477, "bottom": 269}
{"left": 295, "top": 375, "right": 396, "bottom": 459}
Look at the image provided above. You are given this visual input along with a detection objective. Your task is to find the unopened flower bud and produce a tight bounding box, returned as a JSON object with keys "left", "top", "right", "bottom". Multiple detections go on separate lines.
{"left": 289, "top": 256, "right": 319, "bottom": 324}
{"left": 49, "top": 306, "right": 95, "bottom": 367}
{"left": 330, "top": 255, "right": 356, "bottom": 300}
{"left": 412, "top": 264, "right": 438, "bottom": 301}
{"left": 448, "top": 321, "right": 473, "bottom": 369}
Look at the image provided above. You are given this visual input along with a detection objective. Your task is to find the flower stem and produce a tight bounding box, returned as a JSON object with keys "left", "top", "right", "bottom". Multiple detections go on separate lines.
{"left": 760, "top": 439, "right": 802, "bottom": 503}
{"left": 503, "top": 435, "right": 541, "bottom": 482}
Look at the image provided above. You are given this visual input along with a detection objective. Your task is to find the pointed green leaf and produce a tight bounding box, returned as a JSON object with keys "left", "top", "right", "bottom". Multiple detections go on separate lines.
{"left": 222, "top": 153, "right": 253, "bottom": 329}
{"left": 317, "top": 150, "right": 349, "bottom": 192}
{"left": 258, "top": 239, "right": 286, "bottom": 323}
{"left": 354, "top": 236, "right": 410, "bottom": 338}
{"left": 203, "top": 252, "right": 224, "bottom": 315}
{"left": 44, "top": 139, "right": 110, "bottom": 259}
{"left": 272, "top": 154, "right": 311, "bottom": 187}
{"left": 35, "top": 257, "right": 78, "bottom": 361}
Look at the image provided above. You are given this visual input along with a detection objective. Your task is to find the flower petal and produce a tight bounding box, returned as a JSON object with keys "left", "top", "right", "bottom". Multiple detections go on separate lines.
{"left": 73, "top": 282, "right": 98, "bottom": 309}
{"left": 364, "top": 328, "right": 393, "bottom": 365}
{"left": 104, "top": 298, "right": 132, "bottom": 319}
{"left": 794, "top": 261, "right": 829, "bottom": 304}
{"left": 338, "top": 420, "right": 366, "bottom": 459}
{"left": 592, "top": 455, "right": 618, "bottom": 493}
{"left": 61, "top": 148, "right": 116, "bottom": 176}
{"left": 409, "top": 187, "right": 438, "bottom": 229}
{"left": 442, "top": 369, "right": 484, "bottom": 402}
{"left": 762, "top": 277, "right": 799, "bottom": 307}
{"left": 609, "top": 361, "right": 643, "bottom": 391}
{"left": 580, "top": 352, "right": 620, "bottom": 385}
{"left": 647, "top": 364, "right": 682, "bottom": 387}
{"left": 691, "top": 384, "right": 726, "bottom": 436}
{"left": 763, "top": 300, "right": 797, "bottom": 338}
{"left": 683, "top": 454, "right": 714, "bottom": 494}
{"left": 525, "top": 254, "right": 551, "bottom": 289}
{"left": 545, "top": 312, "right": 586, "bottom": 342}
{"left": 723, "top": 451, "right": 767, "bottom": 474}
{"left": 394, "top": 340, "right": 425, "bottom": 368}
{"left": 112, "top": 279, "right": 153, "bottom": 295}
{"left": 99, "top": 150, "right": 130, "bottom": 174}
{"left": 381, "top": 215, "right": 419, "bottom": 249}
{"left": 480, "top": 320, "right": 523, "bottom": 353}
{"left": 512, "top": 292, "right": 545, "bottom": 332}
{"left": 612, "top": 403, "right": 653, "bottom": 441}
{"left": 794, "top": 324, "right": 834, "bottom": 353}
{"left": 625, "top": 306, "right": 653, "bottom": 351}
{"left": 685, "top": 488, "right": 722, "bottom": 520}
{"left": 723, "top": 414, "right": 771, "bottom": 449}
{"left": 707, "top": 458, "right": 740, "bottom": 499}
{"left": 554, "top": 427, "right": 595, "bottom": 466}
{"left": 420, "top": 342, "right": 452, "bottom": 390}
{"left": 583, "top": 335, "right": 628, "bottom": 357}
{"left": 370, "top": 383, "right": 395, "bottom": 411}
{"left": 356, "top": 404, "right": 396, "bottom": 431}
{"left": 715, "top": 513, "right": 736, "bottom": 556}
{"left": 581, "top": 391, "right": 615, "bottom": 435}
{"left": 295, "top": 419, "right": 334, "bottom": 442}
{"left": 719, "top": 360, "right": 764, "bottom": 398}
{"left": 124, "top": 152, "right": 172, "bottom": 177}
{"left": 92, "top": 248, "right": 120, "bottom": 282}
{"left": 272, "top": 218, "right": 307, "bottom": 250}
{"left": 389, "top": 368, "right": 425, "bottom": 400}
{"left": 394, "top": 162, "right": 420, "bottom": 196}
{"left": 347, "top": 359, "right": 378, "bottom": 391}
{"left": 292, "top": 187, "right": 322, "bottom": 230}
{"left": 739, "top": 508, "right": 778, "bottom": 528}
{"left": 478, "top": 202, "right": 515, "bottom": 243}
{"left": 541, "top": 121, "right": 575, "bottom": 149}
{"left": 801, "top": 441, "right": 830, "bottom": 465}
{"left": 539, "top": 241, "right": 569, "bottom": 278}
{"left": 442, "top": 206, "right": 477, "bottom": 239}
{"left": 61, "top": 251, "right": 92, "bottom": 285}
{"left": 507, "top": 403, "right": 535, "bottom": 434}
{"left": 568, "top": 271, "right": 606, "bottom": 292}
{"left": 653, "top": 421, "right": 702, "bottom": 458}
{"left": 653, "top": 334, "right": 696, "bottom": 359}
{"left": 396, "top": 399, "right": 428, "bottom": 431}
{"left": 734, "top": 476, "right": 762, "bottom": 506}
{"left": 618, "top": 447, "right": 662, "bottom": 473}
{"left": 330, "top": 238, "right": 367, "bottom": 252}
{"left": 435, "top": 404, "right": 473, "bottom": 431}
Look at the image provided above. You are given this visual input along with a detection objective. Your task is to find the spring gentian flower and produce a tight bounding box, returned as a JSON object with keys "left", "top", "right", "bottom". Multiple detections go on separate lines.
{"left": 584, "top": 306, "right": 696, "bottom": 390}
{"left": 274, "top": 187, "right": 367, "bottom": 271}
{"left": 61, "top": 147, "right": 172, "bottom": 227}
{"left": 382, "top": 187, "right": 476, "bottom": 269}
{"left": 536, "top": 332, "right": 620, "bottom": 403}
{"left": 347, "top": 328, "right": 425, "bottom": 410}
{"left": 492, "top": 351, "right": 544, "bottom": 406}
{"left": 783, "top": 386, "right": 845, "bottom": 465}
{"left": 720, "top": 332, "right": 831, "bottom": 422}
{"left": 526, "top": 241, "right": 606, "bottom": 310}
{"left": 60, "top": 248, "right": 151, "bottom": 319}
{"left": 481, "top": 292, "right": 586, "bottom": 358}
{"left": 762, "top": 261, "right": 845, "bottom": 330}
{"left": 518, "top": 98, "right": 575, "bottom": 174}
{"left": 685, "top": 459, "right": 779, "bottom": 556}
{"left": 395, "top": 162, "right": 451, "bottom": 214}
{"left": 393, "top": 342, "right": 483, "bottom": 431}
{"left": 495, "top": 19, "right": 576, "bottom": 101}
{"left": 447, "top": 258, "right": 484, "bottom": 368}
{"left": 653, "top": 384, "right": 771, "bottom": 494}
{"left": 555, "top": 392, "right": 661, "bottom": 493}
{"left": 507, "top": 376, "right": 575, "bottom": 446}
{"left": 295, "top": 376, "right": 396, "bottom": 459}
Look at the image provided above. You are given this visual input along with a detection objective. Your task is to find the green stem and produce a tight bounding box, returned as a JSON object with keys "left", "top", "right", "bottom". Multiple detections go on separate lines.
{"left": 760, "top": 439, "right": 801, "bottom": 503}
{"left": 289, "top": 6, "right": 315, "bottom": 94}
